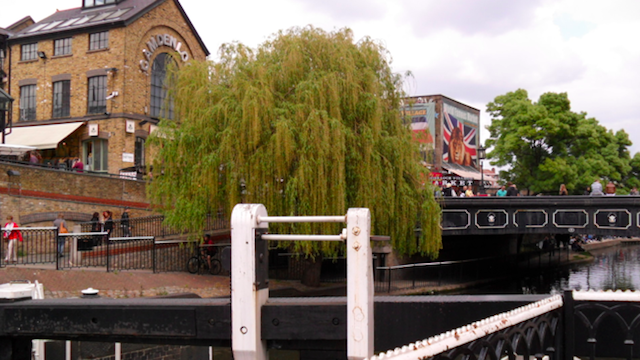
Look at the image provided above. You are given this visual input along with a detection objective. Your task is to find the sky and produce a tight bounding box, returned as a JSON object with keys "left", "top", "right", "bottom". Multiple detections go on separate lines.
{"left": 2, "top": 0, "right": 640, "bottom": 164}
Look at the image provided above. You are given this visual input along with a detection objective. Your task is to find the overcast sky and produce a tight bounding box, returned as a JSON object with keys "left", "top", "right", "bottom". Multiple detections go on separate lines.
{"left": 3, "top": 0, "right": 640, "bottom": 163}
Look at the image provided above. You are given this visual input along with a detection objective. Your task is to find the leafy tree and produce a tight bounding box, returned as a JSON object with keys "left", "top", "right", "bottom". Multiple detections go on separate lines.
{"left": 148, "top": 27, "right": 442, "bottom": 284}
{"left": 486, "top": 89, "right": 634, "bottom": 194}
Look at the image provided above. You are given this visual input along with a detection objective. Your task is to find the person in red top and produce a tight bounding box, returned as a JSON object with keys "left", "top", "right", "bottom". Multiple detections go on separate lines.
{"left": 3, "top": 216, "right": 23, "bottom": 263}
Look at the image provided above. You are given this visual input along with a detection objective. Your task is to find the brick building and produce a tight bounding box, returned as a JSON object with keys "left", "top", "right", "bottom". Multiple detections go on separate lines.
{"left": 0, "top": 0, "right": 209, "bottom": 175}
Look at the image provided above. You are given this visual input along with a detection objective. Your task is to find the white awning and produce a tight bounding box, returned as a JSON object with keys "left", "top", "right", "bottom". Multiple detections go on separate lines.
{"left": 442, "top": 163, "right": 483, "bottom": 180}
{"left": 0, "top": 144, "right": 37, "bottom": 156}
{"left": 4, "top": 122, "right": 84, "bottom": 150}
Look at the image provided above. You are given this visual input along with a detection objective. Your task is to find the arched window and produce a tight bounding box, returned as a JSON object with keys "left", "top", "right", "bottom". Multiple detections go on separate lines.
{"left": 150, "top": 53, "right": 174, "bottom": 119}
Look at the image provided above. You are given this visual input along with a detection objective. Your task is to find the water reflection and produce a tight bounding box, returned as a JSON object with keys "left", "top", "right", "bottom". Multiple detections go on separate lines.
{"left": 466, "top": 243, "right": 640, "bottom": 295}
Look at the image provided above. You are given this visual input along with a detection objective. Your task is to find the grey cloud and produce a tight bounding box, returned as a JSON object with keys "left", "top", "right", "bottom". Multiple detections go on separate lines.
{"left": 400, "top": 0, "right": 545, "bottom": 36}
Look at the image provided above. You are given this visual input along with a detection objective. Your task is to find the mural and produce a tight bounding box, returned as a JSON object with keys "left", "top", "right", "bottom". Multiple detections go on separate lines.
{"left": 442, "top": 102, "right": 478, "bottom": 167}
{"left": 401, "top": 99, "right": 436, "bottom": 144}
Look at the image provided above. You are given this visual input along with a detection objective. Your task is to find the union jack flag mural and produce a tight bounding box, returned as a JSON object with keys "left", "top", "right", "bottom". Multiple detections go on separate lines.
{"left": 442, "top": 111, "right": 477, "bottom": 166}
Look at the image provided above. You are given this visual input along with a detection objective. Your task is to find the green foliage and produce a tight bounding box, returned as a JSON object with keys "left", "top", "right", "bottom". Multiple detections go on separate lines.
{"left": 486, "top": 89, "right": 635, "bottom": 194}
{"left": 148, "top": 26, "right": 441, "bottom": 258}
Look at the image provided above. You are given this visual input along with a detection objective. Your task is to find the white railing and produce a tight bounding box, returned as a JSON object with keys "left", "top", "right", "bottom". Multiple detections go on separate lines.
{"left": 231, "top": 204, "right": 374, "bottom": 360}
{"left": 367, "top": 295, "right": 564, "bottom": 360}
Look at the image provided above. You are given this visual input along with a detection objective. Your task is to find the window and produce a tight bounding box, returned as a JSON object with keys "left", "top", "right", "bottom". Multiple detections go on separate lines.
{"left": 83, "top": 0, "right": 118, "bottom": 8}
{"left": 150, "top": 53, "right": 174, "bottom": 119}
{"left": 54, "top": 38, "right": 72, "bottom": 56}
{"left": 135, "top": 137, "right": 145, "bottom": 168}
{"left": 52, "top": 80, "right": 71, "bottom": 118}
{"left": 19, "top": 85, "right": 36, "bottom": 121}
{"left": 89, "top": 31, "right": 109, "bottom": 50}
{"left": 21, "top": 43, "right": 38, "bottom": 61}
{"left": 87, "top": 76, "right": 107, "bottom": 114}
{"left": 83, "top": 138, "right": 108, "bottom": 172}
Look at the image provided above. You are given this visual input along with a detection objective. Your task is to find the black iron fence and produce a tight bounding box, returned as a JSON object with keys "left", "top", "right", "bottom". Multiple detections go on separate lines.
{"left": 0, "top": 227, "right": 58, "bottom": 265}
{"left": 79, "top": 214, "right": 227, "bottom": 239}
{"left": 374, "top": 247, "right": 570, "bottom": 293}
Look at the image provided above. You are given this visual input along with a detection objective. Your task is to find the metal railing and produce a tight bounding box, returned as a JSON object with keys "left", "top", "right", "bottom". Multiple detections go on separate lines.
{"left": 79, "top": 214, "right": 228, "bottom": 239}
{"left": 367, "top": 295, "right": 565, "bottom": 360}
{"left": 374, "top": 247, "right": 570, "bottom": 293}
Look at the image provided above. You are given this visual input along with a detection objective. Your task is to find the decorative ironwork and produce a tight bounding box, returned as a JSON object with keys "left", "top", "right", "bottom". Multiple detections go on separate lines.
{"left": 441, "top": 209, "right": 471, "bottom": 230}
{"left": 475, "top": 209, "right": 508, "bottom": 229}
{"left": 594, "top": 209, "right": 631, "bottom": 230}
{"left": 553, "top": 209, "right": 589, "bottom": 228}
{"left": 513, "top": 209, "right": 548, "bottom": 228}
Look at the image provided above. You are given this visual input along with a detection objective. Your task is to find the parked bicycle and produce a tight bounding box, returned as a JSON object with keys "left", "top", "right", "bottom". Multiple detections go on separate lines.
{"left": 187, "top": 244, "right": 221, "bottom": 275}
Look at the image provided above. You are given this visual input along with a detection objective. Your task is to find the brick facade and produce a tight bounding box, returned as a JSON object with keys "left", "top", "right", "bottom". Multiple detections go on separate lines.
{"left": 0, "top": 0, "right": 208, "bottom": 224}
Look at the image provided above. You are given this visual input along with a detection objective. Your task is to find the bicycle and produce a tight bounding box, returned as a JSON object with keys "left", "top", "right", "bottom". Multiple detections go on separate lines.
{"left": 187, "top": 245, "right": 221, "bottom": 275}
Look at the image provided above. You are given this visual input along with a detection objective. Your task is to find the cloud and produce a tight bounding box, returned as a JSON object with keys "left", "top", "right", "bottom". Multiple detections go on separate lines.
{"left": 398, "top": 0, "right": 545, "bottom": 36}
{"left": 297, "top": 0, "right": 387, "bottom": 23}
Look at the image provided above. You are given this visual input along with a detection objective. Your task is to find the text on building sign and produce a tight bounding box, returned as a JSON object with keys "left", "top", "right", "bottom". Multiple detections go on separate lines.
{"left": 139, "top": 34, "right": 189, "bottom": 72}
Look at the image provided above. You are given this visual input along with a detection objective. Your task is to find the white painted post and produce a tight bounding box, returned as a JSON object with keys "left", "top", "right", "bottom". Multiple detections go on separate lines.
{"left": 346, "top": 208, "right": 374, "bottom": 359}
{"left": 231, "top": 204, "right": 269, "bottom": 360}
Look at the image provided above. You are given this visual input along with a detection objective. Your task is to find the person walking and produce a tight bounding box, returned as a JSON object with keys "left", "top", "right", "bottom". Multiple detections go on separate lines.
{"left": 496, "top": 186, "right": 507, "bottom": 197}
{"left": 3, "top": 216, "right": 23, "bottom": 263}
{"left": 103, "top": 211, "right": 114, "bottom": 244}
{"left": 442, "top": 183, "right": 456, "bottom": 197}
{"left": 53, "top": 213, "right": 68, "bottom": 257}
{"left": 120, "top": 207, "right": 131, "bottom": 237}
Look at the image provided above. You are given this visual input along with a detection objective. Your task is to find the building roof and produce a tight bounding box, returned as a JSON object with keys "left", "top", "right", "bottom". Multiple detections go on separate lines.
{"left": 7, "top": 0, "right": 209, "bottom": 55}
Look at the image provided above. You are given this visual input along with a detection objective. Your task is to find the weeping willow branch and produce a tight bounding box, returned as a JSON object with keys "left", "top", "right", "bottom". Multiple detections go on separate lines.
{"left": 148, "top": 26, "right": 441, "bottom": 258}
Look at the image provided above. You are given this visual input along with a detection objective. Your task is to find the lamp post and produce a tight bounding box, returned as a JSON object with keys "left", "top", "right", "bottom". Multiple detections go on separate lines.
{"left": 478, "top": 146, "right": 486, "bottom": 195}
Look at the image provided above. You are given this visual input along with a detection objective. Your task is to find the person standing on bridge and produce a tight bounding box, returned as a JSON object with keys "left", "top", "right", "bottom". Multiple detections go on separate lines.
{"left": 590, "top": 179, "right": 604, "bottom": 196}
{"left": 442, "top": 183, "right": 456, "bottom": 197}
{"left": 631, "top": 187, "right": 639, "bottom": 195}
{"left": 605, "top": 181, "right": 616, "bottom": 196}
{"left": 506, "top": 183, "right": 519, "bottom": 196}
{"left": 559, "top": 184, "right": 568, "bottom": 196}
{"left": 496, "top": 185, "right": 507, "bottom": 197}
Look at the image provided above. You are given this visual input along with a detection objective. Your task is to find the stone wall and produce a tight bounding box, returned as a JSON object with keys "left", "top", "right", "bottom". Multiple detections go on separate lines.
{"left": 0, "top": 162, "right": 154, "bottom": 227}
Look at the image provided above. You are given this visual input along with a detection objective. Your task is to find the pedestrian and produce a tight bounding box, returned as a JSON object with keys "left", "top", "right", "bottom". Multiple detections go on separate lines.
{"left": 605, "top": 181, "right": 616, "bottom": 196}
{"left": 442, "top": 183, "right": 456, "bottom": 197}
{"left": 559, "top": 184, "right": 568, "bottom": 196}
{"left": 465, "top": 186, "right": 475, "bottom": 197}
{"left": 506, "top": 182, "right": 520, "bottom": 196}
{"left": 3, "top": 216, "right": 23, "bottom": 263}
{"left": 590, "top": 179, "right": 604, "bottom": 196}
{"left": 53, "top": 213, "right": 68, "bottom": 257}
{"left": 631, "top": 187, "right": 639, "bottom": 196}
{"left": 120, "top": 207, "right": 131, "bottom": 237}
{"left": 459, "top": 186, "right": 467, "bottom": 197}
{"left": 90, "top": 212, "right": 101, "bottom": 245}
{"left": 496, "top": 185, "right": 507, "bottom": 197}
{"left": 103, "top": 211, "right": 114, "bottom": 244}
{"left": 583, "top": 186, "right": 591, "bottom": 195}
{"left": 72, "top": 158, "right": 84, "bottom": 172}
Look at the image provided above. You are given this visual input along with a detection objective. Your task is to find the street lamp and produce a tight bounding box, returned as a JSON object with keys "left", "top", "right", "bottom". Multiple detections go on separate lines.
{"left": 478, "top": 146, "right": 486, "bottom": 195}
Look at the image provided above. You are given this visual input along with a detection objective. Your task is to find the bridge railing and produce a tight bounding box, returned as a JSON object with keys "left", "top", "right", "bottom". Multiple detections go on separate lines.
{"left": 367, "top": 295, "right": 565, "bottom": 360}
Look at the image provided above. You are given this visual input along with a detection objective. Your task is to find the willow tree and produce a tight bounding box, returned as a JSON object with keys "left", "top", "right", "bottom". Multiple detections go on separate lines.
{"left": 148, "top": 27, "right": 441, "bottom": 282}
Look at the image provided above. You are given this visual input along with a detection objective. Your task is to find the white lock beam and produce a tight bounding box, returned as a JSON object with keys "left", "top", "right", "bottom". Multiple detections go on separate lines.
{"left": 231, "top": 204, "right": 269, "bottom": 360}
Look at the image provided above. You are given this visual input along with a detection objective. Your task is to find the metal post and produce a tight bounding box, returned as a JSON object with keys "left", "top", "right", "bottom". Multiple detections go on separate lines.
{"left": 563, "top": 290, "right": 575, "bottom": 360}
{"left": 231, "top": 204, "right": 269, "bottom": 360}
{"left": 346, "top": 208, "right": 374, "bottom": 360}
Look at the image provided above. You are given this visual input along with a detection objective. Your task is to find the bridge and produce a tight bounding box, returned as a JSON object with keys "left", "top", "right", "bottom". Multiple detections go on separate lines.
{"left": 2, "top": 204, "right": 640, "bottom": 360}
{"left": 441, "top": 195, "right": 640, "bottom": 237}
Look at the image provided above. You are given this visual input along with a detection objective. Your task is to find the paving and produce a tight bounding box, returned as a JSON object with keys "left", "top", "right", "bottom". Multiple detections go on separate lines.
{"left": 0, "top": 265, "right": 233, "bottom": 299}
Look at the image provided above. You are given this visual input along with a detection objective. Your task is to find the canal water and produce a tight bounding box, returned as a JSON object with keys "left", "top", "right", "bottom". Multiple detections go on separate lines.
{"left": 465, "top": 242, "right": 640, "bottom": 295}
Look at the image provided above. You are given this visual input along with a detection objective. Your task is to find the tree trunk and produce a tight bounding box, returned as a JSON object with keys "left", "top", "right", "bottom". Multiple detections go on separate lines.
{"left": 300, "top": 255, "right": 323, "bottom": 287}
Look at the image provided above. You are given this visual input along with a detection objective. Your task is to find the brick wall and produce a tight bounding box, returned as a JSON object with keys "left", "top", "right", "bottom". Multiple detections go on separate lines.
{"left": 0, "top": 162, "right": 154, "bottom": 227}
